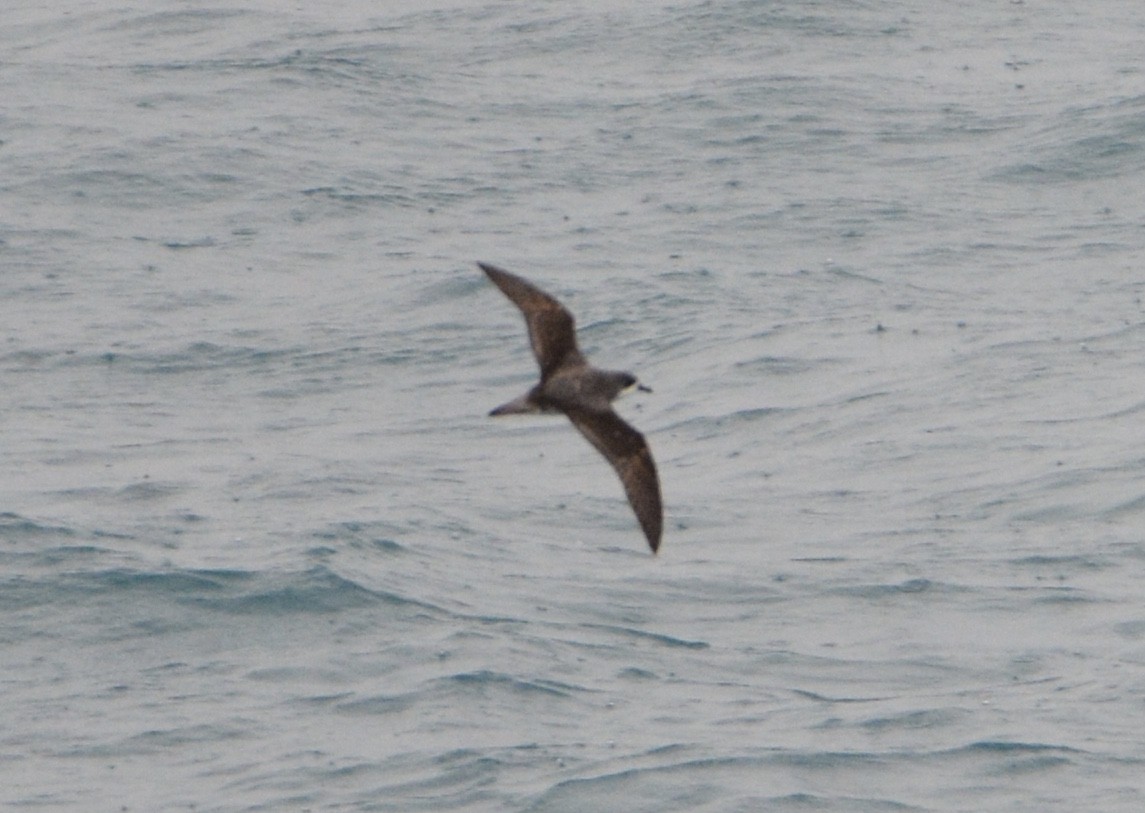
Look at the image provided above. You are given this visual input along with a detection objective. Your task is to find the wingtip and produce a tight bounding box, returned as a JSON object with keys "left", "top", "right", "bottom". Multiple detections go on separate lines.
{"left": 478, "top": 262, "right": 514, "bottom": 287}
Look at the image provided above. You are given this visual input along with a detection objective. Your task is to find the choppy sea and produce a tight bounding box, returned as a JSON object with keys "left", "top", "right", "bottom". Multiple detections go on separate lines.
{"left": 4, "top": 1, "right": 1145, "bottom": 810}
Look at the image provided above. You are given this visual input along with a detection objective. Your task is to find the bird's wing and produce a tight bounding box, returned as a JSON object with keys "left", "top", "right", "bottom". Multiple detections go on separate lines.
{"left": 566, "top": 407, "right": 663, "bottom": 553}
{"left": 479, "top": 263, "right": 584, "bottom": 379}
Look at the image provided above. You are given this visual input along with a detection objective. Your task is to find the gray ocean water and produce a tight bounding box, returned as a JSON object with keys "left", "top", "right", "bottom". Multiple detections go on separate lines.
{"left": 4, "top": 1, "right": 1145, "bottom": 810}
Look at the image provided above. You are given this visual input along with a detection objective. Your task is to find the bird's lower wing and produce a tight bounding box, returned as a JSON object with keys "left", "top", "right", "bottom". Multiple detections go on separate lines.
{"left": 566, "top": 408, "right": 663, "bottom": 553}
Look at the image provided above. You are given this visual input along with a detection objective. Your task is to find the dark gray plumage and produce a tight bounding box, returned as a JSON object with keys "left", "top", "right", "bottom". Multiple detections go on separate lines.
{"left": 479, "top": 262, "right": 663, "bottom": 553}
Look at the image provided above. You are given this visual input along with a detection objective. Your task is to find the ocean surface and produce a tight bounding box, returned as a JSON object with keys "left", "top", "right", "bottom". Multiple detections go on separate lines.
{"left": 4, "top": 1, "right": 1145, "bottom": 810}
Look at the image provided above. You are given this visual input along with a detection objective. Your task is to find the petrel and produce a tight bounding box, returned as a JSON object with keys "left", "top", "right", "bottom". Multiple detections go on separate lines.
{"left": 479, "top": 262, "right": 663, "bottom": 553}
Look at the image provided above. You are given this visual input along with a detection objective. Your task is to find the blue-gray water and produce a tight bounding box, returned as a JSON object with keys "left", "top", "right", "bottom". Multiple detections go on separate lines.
{"left": 4, "top": 2, "right": 1145, "bottom": 810}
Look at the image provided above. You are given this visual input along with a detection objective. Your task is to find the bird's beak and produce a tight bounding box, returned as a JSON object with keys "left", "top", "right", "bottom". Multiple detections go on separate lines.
{"left": 637, "top": 383, "right": 652, "bottom": 393}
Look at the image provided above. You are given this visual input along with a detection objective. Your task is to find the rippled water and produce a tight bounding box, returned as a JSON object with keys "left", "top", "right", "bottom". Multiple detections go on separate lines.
{"left": 4, "top": 2, "right": 1145, "bottom": 810}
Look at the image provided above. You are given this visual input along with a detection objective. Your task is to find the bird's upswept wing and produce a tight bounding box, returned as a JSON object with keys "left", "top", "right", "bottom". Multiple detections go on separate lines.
{"left": 479, "top": 262, "right": 585, "bottom": 380}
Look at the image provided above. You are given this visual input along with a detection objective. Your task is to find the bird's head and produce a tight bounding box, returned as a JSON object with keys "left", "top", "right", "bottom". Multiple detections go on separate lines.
{"left": 616, "top": 372, "right": 652, "bottom": 397}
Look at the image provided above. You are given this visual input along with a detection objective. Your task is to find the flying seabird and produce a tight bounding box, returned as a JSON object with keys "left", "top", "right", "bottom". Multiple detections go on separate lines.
{"left": 479, "top": 262, "right": 662, "bottom": 553}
